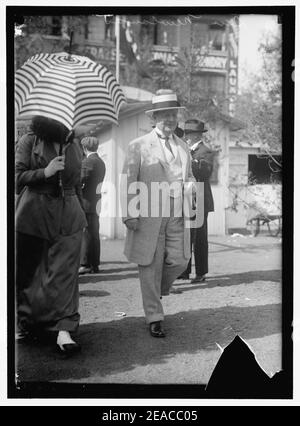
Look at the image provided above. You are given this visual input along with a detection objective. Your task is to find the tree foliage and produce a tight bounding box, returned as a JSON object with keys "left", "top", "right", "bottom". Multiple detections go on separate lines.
{"left": 14, "top": 16, "right": 89, "bottom": 69}
{"left": 235, "top": 29, "right": 282, "bottom": 154}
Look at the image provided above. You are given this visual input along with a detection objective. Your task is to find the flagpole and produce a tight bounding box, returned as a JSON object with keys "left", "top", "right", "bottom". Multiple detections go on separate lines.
{"left": 115, "top": 15, "right": 120, "bottom": 82}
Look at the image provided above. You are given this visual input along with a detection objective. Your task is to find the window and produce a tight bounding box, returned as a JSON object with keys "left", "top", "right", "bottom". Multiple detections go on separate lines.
{"left": 191, "top": 22, "right": 209, "bottom": 50}
{"left": 140, "top": 19, "right": 177, "bottom": 46}
{"left": 105, "top": 19, "right": 115, "bottom": 40}
{"left": 208, "top": 23, "right": 226, "bottom": 51}
{"left": 85, "top": 16, "right": 106, "bottom": 41}
{"left": 248, "top": 155, "right": 282, "bottom": 184}
{"left": 51, "top": 17, "right": 62, "bottom": 36}
{"left": 140, "top": 21, "right": 154, "bottom": 44}
{"left": 191, "top": 74, "right": 226, "bottom": 97}
{"left": 154, "top": 23, "right": 177, "bottom": 46}
{"left": 207, "top": 74, "right": 226, "bottom": 94}
{"left": 84, "top": 23, "right": 89, "bottom": 40}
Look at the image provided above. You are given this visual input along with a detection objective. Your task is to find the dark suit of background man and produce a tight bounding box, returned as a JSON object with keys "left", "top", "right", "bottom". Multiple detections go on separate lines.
{"left": 179, "top": 119, "right": 215, "bottom": 283}
{"left": 79, "top": 137, "right": 106, "bottom": 274}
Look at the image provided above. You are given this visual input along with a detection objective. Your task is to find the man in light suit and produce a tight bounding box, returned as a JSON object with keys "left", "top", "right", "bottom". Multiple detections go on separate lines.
{"left": 121, "top": 89, "right": 195, "bottom": 338}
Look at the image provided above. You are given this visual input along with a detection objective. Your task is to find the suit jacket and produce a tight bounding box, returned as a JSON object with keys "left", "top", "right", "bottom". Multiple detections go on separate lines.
{"left": 121, "top": 129, "right": 195, "bottom": 265}
{"left": 81, "top": 153, "right": 106, "bottom": 214}
{"left": 15, "top": 133, "right": 87, "bottom": 240}
{"left": 191, "top": 141, "right": 214, "bottom": 213}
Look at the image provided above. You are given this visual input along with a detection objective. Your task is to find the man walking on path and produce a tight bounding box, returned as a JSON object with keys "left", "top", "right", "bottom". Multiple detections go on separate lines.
{"left": 178, "top": 119, "right": 215, "bottom": 283}
{"left": 79, "top": 137, "right": 106, "bottom": 274}
{"left": 121, "top": 89, "right": 195, "bottom": 338}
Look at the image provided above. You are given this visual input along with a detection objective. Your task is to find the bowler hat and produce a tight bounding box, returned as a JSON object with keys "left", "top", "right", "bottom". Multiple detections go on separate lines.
{"left": 184, "top": 119, "right": 208, "bottom": 134}
{"left": 145, "top": 89, "right": 185, "bottom": 115}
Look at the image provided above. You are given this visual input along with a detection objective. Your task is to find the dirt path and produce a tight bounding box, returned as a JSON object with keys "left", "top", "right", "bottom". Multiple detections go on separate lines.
{"left": 16, "top": 235, "right": 282, "bottom": 386}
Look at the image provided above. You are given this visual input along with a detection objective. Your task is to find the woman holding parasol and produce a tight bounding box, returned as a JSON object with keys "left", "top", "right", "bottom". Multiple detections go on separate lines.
{"left": 14, "top": 50, "right": 126, "bottom": 355}
{"left": 15, "top": 116, "right": 87, "bottom": 355}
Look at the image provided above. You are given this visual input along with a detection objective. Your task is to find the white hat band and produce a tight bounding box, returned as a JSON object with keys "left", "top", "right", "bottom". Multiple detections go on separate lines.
{"left": 152, "top": 94, "right": 177, "bottom": 104}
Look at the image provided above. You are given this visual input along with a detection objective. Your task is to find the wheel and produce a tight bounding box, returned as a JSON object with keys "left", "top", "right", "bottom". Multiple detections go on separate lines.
{"left": 267, "top": 218, "right": 281, "bottom": 237}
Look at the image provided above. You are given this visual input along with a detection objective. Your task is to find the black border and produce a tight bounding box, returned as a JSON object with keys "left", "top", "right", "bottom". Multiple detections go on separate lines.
{"left": 7, "top": 5, "right": 294, "bottom": 400}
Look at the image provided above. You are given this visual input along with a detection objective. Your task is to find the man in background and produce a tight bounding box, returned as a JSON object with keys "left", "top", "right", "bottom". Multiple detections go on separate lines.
{"left": 178, "top": 119, "right": 215, "bottom": 283}
{"left": 79, "top": 136, "right": 106, "bottom": 274}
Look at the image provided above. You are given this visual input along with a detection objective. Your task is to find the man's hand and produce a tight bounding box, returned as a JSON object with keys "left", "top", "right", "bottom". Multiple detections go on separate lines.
{"left": 125, "top": 218, "right": 139, "bottom": 231}
{"left": 44, "top": 156, "right": 65, "bottom": 178}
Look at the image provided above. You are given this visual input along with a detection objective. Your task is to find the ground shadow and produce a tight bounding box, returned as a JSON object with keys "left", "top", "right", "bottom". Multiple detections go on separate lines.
{"left": 78, "top": 272, "right": 139, "bottom": 284}
{"left": 209, "top": 240, "right": 281, "bottom": 255}
{"left": 17, "top": 302, "right": 281, "bottom": 383}
{"left": 173, "top": 269, "right": 281, "bottom": 292}
{"left": 79, "top": 290, "right": 110, "bottom": 298}
{"left": 78, "top": 269, "right": 280, "bottom": 288}
{"left": 99, "top": 266, "right": 138, "bottom": 274}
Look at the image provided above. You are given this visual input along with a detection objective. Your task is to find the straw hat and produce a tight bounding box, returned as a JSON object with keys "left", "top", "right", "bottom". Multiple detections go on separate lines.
{"left": 145, "top": 89, "right": 185, "bottom": 115}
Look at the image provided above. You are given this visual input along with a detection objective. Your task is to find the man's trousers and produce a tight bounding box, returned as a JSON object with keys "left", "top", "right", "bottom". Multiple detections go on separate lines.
{"left": 186, "top": 212, "right": 209, "bottom": 276}
{"left": 138, "top": 202, "right": 189, "bottom": 324}
{"left": 80, "top": 212, "right": 100, "bottom": 270}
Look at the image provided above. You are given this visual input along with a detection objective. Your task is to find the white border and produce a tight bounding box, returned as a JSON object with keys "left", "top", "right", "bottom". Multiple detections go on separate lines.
{"left": 1, "top": 0, "right": 299, "bottom": 406}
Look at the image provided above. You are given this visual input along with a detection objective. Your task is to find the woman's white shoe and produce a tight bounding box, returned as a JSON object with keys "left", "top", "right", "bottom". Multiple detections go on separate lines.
{"left": 56, "top": 330, "right": 81, "bottom": 356}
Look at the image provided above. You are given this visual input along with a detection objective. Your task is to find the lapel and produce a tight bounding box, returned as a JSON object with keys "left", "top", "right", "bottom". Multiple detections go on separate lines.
{"left": 148, "top": 129, "right": 168, "bottom": 169}
{"left": 174, "top": 135, "right": 188, "bottom": 180}
{"left": 148, "top": 130, "right": 188, "bottom": 179}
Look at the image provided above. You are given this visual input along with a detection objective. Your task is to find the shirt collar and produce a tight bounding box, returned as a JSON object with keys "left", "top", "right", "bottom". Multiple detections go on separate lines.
{"left": 155, "top": 127, "right": 173, "bottom": 141}
{"left": 190, "top": 140, "right": 202, "bottom": 151}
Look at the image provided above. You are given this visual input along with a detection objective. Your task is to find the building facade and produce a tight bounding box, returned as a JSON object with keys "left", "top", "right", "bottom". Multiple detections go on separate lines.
{"left": 80, "top": 14, "right": 240, "bottom": 119}
{"left": 15, "top": 13, "right": 246, "bottom": 236}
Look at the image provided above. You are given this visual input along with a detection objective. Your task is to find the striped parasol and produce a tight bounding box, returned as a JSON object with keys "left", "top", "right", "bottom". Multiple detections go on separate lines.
{"left": 15, "top": 52, "right": 126, "bottom": 130}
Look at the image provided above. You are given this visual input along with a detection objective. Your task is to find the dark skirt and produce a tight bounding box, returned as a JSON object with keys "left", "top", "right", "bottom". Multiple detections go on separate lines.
{"left": 16, "top": 229, "right": 82, "bottom": 333}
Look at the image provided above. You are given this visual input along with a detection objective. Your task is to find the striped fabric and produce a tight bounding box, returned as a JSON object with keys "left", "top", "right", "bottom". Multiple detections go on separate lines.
{"left": 15, "top": 52, "right": 126, "bottom": 130}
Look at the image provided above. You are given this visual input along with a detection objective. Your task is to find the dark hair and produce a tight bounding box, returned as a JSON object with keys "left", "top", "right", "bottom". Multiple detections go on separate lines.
{"left": 30, "top": 116, "right": 69, "bottom": 144}
{"left": 81, "top": 136, "right": 99, "bottom": 152}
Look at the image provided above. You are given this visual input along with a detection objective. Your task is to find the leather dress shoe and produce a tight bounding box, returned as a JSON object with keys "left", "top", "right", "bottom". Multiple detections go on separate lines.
{"left": 177, "top": 273, "right": 189, "bottom": 280}
{"left": 78, "top": 266, "right": 91, "bottom": 275}
{"left": 191, "top": 275, "right": 206, "bottom": 284}
{"left": 169, "top": 287, "right": 183, "bottom": 294}
{"left": 56, "top": 342, "right": 81, "bottom": 357}
{"left": 91, "top": 266, "right": 100, "bottom": 274}
{"left": 149, "top": 321, "right": 166, "bottom": 338}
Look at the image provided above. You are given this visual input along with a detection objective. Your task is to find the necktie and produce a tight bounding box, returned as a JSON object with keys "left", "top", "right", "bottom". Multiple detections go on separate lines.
{"left": 157, "top": 133, "right": 173, "bottom": 157}
{"left": 164, "top": 137, "right": 174, "bottom": 156}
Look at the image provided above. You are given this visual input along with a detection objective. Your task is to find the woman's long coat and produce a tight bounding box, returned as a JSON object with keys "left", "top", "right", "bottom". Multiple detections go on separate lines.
{"left": 15, "top": 133, "right": 87, "bottom": 240}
